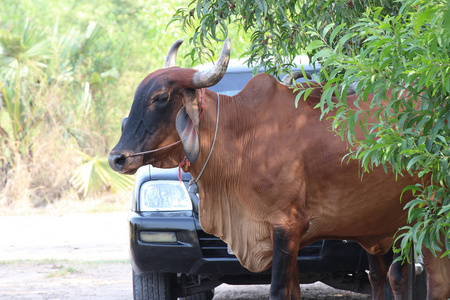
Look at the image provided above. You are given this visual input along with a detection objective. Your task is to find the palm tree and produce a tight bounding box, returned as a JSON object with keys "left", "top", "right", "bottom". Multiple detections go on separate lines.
{"left": 0, "top": 20, "right": 50, "bottom": 160}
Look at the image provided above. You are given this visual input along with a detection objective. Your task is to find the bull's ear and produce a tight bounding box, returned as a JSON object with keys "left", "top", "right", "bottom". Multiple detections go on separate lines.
{"left": 176, "top": 106, "right": 200, "bottom": 163}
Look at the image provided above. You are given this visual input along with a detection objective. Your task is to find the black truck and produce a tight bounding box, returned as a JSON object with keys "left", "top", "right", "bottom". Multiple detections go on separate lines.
{"left": 129, "top": 165, "right": 371, "bottom": 300}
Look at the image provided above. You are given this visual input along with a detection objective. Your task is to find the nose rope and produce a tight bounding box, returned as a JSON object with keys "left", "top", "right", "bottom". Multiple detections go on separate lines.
{"left": 128, "top": 140, "right": 182, "bottom": 157}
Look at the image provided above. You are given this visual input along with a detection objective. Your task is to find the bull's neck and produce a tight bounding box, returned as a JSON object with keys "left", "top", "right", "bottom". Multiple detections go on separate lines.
{"left": 188, "top": 89, "right": 231, "bottom": 188}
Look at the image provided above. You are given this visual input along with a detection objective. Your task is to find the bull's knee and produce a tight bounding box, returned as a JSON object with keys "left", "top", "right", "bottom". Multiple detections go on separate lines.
{"left": 368, "top": 267, "right": 385, "bottom": 288}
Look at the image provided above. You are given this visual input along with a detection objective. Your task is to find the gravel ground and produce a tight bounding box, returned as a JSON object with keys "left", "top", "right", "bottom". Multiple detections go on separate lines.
{"left": 0, "top": 212, "right": 370, "bottom": 299}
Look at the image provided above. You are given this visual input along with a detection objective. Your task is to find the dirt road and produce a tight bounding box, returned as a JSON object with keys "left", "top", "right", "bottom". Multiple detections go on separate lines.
{"left": 0, "top": 212, "right": 369, "bottom": 299}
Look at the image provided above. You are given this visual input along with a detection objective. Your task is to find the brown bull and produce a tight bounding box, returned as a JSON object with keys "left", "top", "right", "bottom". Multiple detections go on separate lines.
{"left": 109, "top": 39, "right": 450, "bottom": 299}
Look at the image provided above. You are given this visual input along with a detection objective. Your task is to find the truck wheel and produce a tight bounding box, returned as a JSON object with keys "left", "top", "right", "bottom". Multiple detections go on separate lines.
{"left": 133, "top": 270, "right": 176, "bottom": 300}
{"left": 180, "top": 290, "right": 214, "bottom": 300}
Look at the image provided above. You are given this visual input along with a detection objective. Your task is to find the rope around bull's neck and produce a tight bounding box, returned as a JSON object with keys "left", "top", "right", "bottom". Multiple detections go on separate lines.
{"left": 190, "top": 92, "right": 220, "bottom": 186}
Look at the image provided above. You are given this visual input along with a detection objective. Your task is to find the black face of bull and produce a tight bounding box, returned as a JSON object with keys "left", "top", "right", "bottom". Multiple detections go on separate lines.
{"left": 109, "top": 70, "right": 190, "bottom": 173}
{"left": 108, "top": 39, "right": 231, "bottom": 174}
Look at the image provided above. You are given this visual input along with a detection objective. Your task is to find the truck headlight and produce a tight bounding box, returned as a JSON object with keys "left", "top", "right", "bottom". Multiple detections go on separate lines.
{"left": 139, "top": 180, "right": 193, "bottom": 211}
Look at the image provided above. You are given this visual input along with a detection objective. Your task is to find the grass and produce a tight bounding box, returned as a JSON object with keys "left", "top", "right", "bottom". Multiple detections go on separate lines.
{"left": 46, "top": 265, "right": 80, "bottom": 278}
{"left": 0, "top": 191, "right": 131, "bottom": 216}
{"left": 0, "top": 258, "right": 130, "bottom": 279}
{"left": 0, "top": 258, "right": 130, "bottom": 266}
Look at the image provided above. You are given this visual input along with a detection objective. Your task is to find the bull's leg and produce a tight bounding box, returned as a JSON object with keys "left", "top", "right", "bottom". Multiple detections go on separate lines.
{"left": 270, "top": 226, "right": 301, "bottom": 300}
{"left": 290, "top": 260, "right": 300, "bottom": 300}
{"left": 387, "top": 251, "right": 409, "bottom": 300}
{"left": 422, "top": 247, "right": 450, "bottom": 300}
{"left": 367, "top": 253, "right": 388, "bottom": 300}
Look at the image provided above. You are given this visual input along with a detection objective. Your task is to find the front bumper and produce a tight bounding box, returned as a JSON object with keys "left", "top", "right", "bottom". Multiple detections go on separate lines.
{"left": 129, "top": 211, "right": 368, "bottom": 279}
{"left": 129, "top": 211, "right": 251, "bottom": 277}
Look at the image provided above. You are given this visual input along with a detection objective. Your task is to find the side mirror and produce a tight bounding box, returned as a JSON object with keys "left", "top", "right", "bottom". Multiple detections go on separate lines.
{"left": 121, "top": 117, "right": 128, "bottom": 133}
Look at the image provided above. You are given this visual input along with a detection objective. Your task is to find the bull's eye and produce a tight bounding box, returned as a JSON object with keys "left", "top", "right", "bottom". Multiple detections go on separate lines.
{"left": 152, "top": 94, "right": 169, "bottom": 104}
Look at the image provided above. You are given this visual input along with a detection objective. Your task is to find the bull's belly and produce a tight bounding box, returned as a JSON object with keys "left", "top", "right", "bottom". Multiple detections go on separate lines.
{"left": 302, "top": 172, "right": 418, "bottom": 244}
{"left": 301, "top": 205, "right": 409, "bottom": 246}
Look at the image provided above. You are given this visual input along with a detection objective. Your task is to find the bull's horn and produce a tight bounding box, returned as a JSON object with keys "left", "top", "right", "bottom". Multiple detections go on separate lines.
{"left": 281, "top": 71, "right": 312, "bottom": 86}
{"left": 192, "top": 38, "right": 231, "bottom": 88}
{"left": 164, "top": 39, "right": 184, "bottom": 68}
{"left": 281, "top": 74, "right": 294, "bottom": 86}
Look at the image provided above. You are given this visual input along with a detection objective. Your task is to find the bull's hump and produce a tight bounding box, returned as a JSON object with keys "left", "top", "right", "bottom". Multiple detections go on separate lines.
{"left": 236, "top": 74, "right": 282, "bottom": 106}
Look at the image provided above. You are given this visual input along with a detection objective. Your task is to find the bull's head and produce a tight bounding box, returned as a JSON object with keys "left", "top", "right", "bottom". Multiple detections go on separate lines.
{"left": 108, "top": 39, "right": 231, "bottom": 174}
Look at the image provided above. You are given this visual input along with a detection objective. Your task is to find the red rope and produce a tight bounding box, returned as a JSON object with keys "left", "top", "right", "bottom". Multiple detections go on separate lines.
{"left": 199, "top": 88, "right": 206, "bottom": 118}
{"left": 178, "top": 156, "right": 191, "bottom": 182}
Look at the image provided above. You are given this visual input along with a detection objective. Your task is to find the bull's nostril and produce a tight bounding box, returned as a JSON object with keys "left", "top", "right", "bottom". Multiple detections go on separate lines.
{"left": 108, "top": 153, "right": 128, "bottom": 171}
{"left": 115, "top": 155, "right": 127, "bottom": 167}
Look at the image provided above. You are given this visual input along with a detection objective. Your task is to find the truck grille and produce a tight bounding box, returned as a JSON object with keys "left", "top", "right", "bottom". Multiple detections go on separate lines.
{"left": 197, "top": 231, "right": 231, "bottom": 258}
{"left": 197, "top": 231, "right": 324, "bottom": 258}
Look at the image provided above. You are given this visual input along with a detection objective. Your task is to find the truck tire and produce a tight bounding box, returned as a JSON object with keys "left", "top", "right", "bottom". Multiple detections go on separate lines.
{"left": 181, "top": 290, "right": 214, "bottom": 300}
{"left": 133, "top": 270, "right": 176, "bottom": 300}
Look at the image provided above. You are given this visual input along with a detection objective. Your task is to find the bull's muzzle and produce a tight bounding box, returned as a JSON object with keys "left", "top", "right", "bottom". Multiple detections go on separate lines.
{"left": 108, "top": 148, "right": 143, "bottom": 174}
{"left": 108, "top": 152, "right": 128, "bottom": 172}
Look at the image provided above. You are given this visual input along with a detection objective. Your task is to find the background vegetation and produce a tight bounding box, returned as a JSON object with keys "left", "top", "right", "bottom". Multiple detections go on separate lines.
{"left": 2, "top": 0, "right": 448, "bottom": 262}
{"left": 0, "top": 0, "right": 249, "bottom": 212}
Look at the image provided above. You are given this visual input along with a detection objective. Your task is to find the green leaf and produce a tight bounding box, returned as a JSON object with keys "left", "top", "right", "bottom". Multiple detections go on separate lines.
{"left": 312, "top": 48, "right": 332, "bottom": 61}
{"left": 339, "top": 32, "right": 357, "bottom": 46}
{"left": 90, "top": 72, "right": 102, "bottom": 86}
{"left": 306, "top": 40, "right": 325, "bottom": 52}
{"left": 407, "top": 155, "right": 422, "bottom": 170}
{"left": 444, "top": 0, "right": 450, "bottom": 32}
{"left": 330, "top": 23, "right": 346, "bottom": 44}
{"left": 414, "top": 6, "right": 438, "bottom": 34}
{"left": 401, "top": 185, "right": 423, "bottom": 202}
{"left": 322, "top": 23, "right": 335, "bottom": 38}
{"left": 303, "top": 87, "right": 314, "bottom": 101}
{"left": 374, "top": 7, "right": 384, "bottom": 20}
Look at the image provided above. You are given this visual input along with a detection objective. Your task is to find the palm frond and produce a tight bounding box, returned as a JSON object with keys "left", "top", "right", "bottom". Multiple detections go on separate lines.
{"left": 70, "top": 151, "right": 134, "bottom": 197}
